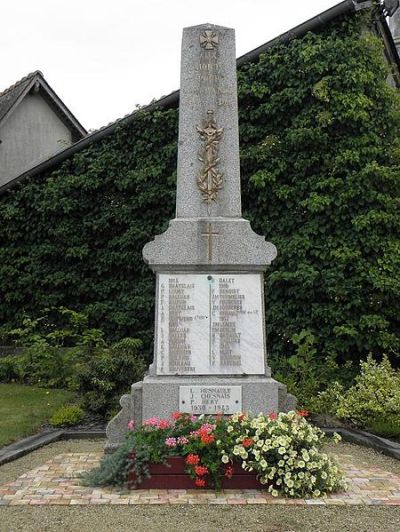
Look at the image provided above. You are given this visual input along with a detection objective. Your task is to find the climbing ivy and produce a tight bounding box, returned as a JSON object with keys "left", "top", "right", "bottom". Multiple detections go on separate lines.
{"left": 0, "top": 10, "right": 399, "bottom": 371}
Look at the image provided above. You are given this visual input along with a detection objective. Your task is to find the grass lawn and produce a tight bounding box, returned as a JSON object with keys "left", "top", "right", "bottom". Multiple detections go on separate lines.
{"left": 0, "top": 383, "right": 74, "bottom": 447}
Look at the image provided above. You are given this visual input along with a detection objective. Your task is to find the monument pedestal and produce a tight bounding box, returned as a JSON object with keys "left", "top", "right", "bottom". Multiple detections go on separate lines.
{"left": 105, "top": 376, "right": 295, "bottom": 452}
{"left": 105, "top": 23, "right": 296, "bottom": 453}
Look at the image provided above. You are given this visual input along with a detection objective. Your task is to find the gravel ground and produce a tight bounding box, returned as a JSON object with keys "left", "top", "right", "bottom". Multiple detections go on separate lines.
{"left": 0, "top": 506, "right": 399, "bottom": 532}
{"left": 0, "top": 439, "right": 399, "bottom": 532}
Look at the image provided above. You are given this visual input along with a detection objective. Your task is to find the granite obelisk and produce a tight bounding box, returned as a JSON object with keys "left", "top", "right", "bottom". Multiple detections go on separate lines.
{"left": 106, "top": 24, "right": 295, "bottom": 451}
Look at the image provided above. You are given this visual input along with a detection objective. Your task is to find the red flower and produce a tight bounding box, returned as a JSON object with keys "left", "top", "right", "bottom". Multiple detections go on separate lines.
{"left": 269, "top": 412, "right": 278, "bottom": 421}
{"left": 172, "top": 411, "right": 182, "bottom": 421}
{"left": 242, "top": 438, "right": 254, "bottom": 448}
{"left": 158, "top": 419, "right": 170, "bottom": 429}
{"left": 194, "top": 465, "right": 209, "bottom": 476}
{"left": 195, "top": 477, "right": 206, "bottom": 488}
{"left": 201, "top": 434, "right": 215, "bottom": 445}
{"left": 225, "top": 465, "right": 234, "bottom": 479}
{"left": 297, "top": 409, "right": 309, "bottom": 417}
{"left": 185, "top": 454, "right": 200, "bottom": 465}
{"left": 238, "top": 413, "right": 246, "bottom": 422}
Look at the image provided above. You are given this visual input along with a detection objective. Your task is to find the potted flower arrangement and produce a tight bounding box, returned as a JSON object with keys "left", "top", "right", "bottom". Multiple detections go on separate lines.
{"left": 82, "top": 410, "right": 345, "bottom": 498}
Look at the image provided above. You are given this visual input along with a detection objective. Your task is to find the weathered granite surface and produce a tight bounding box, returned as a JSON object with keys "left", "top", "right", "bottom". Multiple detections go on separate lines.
{"left": 143, "top": 219, "right": 277, "bottom": 271}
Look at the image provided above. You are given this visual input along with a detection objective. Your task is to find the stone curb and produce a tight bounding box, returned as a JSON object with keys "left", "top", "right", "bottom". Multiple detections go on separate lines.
{"left": 0, "top": 430, "right": 105, "bottom": 466}
{"left": 322, "top": 427, "right": 400, "bottom": 461}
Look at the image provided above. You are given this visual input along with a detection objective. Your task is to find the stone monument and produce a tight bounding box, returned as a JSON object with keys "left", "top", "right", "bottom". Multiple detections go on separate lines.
{"left": 106, "top": 23, "right": 295, "bottom": 451}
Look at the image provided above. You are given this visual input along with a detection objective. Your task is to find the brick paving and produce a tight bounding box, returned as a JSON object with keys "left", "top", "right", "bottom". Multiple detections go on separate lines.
{"left": 1, "top": 451, "right": 400, "bottom": 506}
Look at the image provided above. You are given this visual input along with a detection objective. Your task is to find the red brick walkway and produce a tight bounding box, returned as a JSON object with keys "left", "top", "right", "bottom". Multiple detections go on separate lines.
{"left": 1, "top": 451, "right": 400, "bottom": 506}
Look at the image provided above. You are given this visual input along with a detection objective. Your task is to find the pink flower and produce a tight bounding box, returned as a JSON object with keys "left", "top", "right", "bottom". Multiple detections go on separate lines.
{"left": 269, "top": 412, "right": 278, "bottom": 421}
{"left": 190, "top": 415, "right": 197, "bottom": 423}
{"left": 177, "top": 436, "right": 189, "bottom": 445}
{"left": 127, "top": 420, "right": 135, "bottom": 430}
{"left": 165, "top": 437, "right": 177, "bottom": 447}
{"left": 143, "top": 417, "right": 160, "bottom": 427}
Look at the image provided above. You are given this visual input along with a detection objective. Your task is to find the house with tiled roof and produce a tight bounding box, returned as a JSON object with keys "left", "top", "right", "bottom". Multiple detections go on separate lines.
{"left": 0, "top": 70, "right": 86, "bottom": 188}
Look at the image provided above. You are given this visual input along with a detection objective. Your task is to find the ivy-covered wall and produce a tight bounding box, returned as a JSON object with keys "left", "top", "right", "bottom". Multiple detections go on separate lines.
{"left": 0, "top": 12, "right": 399, "bottom": 368}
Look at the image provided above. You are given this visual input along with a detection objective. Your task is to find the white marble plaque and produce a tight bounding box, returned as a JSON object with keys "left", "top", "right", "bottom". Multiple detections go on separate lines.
{"left": 179, "top": 385, "right": 242, "bottom": 414}
{"left": 156, "top": 273, "right": 265, "bottom": 375}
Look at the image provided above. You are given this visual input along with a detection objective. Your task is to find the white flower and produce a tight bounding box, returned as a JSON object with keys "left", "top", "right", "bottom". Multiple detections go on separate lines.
{"left": 221, "top": 454, "right": 229, "bottom": 464}
{"left": 271, "top": 489, "right": 279, "bottom": 497}
{"left": 278, "top": 447, "right": 286, "bottom": 455}
{"left": 227, "top": 425, "right": 234, "bottom": 433}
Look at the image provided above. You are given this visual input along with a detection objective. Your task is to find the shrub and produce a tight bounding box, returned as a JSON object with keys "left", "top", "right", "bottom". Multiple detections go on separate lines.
{"left": 76, "top": 337, "right": 146, "bottom": 417}
{"left": 0, "top": 356, "right": 20, "bottom": 382}
{"left": 272, "top": 329, "right": 354, "bottom": 409}
{"left": 336, "top": 355, "right": 400, "bottom": 428}
{"left": 0, "top": 310, "right": 147, "bottom": 419}
{"left": 312, "top": 381, "right": 346, "bottom": 416}
{"left": 50, "top": 405, "right": 84, "bottom": 427}
{"left": 365, "top": 416, "right": 400, "bottom": 439}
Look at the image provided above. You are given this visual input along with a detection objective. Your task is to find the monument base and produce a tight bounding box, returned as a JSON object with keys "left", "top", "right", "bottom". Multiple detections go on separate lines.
{"left": 105, "top": 375, "right": 296, "bottom": 453}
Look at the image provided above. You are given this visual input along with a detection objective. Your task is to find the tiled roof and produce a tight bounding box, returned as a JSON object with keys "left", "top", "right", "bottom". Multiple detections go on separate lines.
{"left": 0, "top": 71, "right": 42, "bottom": 123}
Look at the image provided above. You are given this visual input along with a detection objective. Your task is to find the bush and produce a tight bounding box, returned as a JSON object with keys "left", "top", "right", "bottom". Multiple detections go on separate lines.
{"left": 0, "top": 356, "right": 20, "bottom": 382}
{"left": 365, "top": 416, "right": 400, "bottom": 439}
{"left": 76, "top": 337, "right": 146, "bottom": 417}
{"left": 271, "top": 329, "right": 354, "bottom": 409}
{"left": 336, "top": 355, "right": 400, "bottom": 428}
{"left": 50, "top": 405, "right": 84, "bottom": 427}
{"left": 312, "top": 381, "right": 346, "bottom": 416}
{"left": 0, "top": 310, "right": 147, "bottom": 419}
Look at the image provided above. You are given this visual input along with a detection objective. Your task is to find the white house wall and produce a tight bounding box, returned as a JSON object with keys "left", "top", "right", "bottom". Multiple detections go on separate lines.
{"left": 0, "top": 92, "right": 73, "bottom": 187}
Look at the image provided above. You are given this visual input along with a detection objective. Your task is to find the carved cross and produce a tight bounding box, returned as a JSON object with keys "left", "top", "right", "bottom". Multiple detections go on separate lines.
{"left": 201, "top": 223, "right": 219, "bottom": 262}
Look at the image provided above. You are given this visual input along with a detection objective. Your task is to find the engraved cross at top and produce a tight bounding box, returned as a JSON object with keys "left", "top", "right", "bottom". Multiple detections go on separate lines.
{"left": 201, "top": 223, "right": 219, "bottom": 262}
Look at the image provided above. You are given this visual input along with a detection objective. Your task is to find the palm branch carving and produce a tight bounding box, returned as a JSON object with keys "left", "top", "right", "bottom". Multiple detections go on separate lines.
{"left": 196, "top": 110, "right": 224, "bottom": 203}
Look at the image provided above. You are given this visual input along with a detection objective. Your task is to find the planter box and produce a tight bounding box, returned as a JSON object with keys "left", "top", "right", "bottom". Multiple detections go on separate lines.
{"left": 128, "top": 455, "right": 262, "bottom": 489}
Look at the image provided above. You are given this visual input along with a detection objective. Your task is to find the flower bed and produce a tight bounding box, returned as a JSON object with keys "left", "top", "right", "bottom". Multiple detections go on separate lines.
{"left": 82, "top": 410, "right": 346, "bottom": 498}
{"left": 128, "top": 456, "right": 261, "bottom": 489}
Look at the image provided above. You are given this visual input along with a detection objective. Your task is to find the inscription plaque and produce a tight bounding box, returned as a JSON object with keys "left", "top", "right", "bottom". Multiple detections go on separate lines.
{"left": 156, "top": 273, "right": 265, "bottom": 375}
{"left": 179, "top": 385, "right": 242, "bottom": 414}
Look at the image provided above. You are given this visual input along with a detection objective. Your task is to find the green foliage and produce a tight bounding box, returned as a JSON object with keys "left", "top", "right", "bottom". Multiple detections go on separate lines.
{"left": 273, "top": 329, "right": 353, "bottom": 408}
{"left": 49, "top": 404, "right": 84, "bottom": 427}
{"left": 0, "top": 356, "right": 20, "bottom": 382}
{"left": 311, "top": 381, "right": 346, "bottom": 416}
{"left": 0, "top": 309, "right": 146, "bottom": 417}
{"left": 336, "top": 355, "right": 400, "bottom": 427}
{"left": 76, "top": 337, "right": 146, "bottom": 416}
{"left": 0, "top": 308, "right": 105, "bottom": 389}
{"left": 365, "top": 416, "right": 400, "bottom": 439}
{"left": 0, "top": 11, "right": 399, "bottom": 373}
